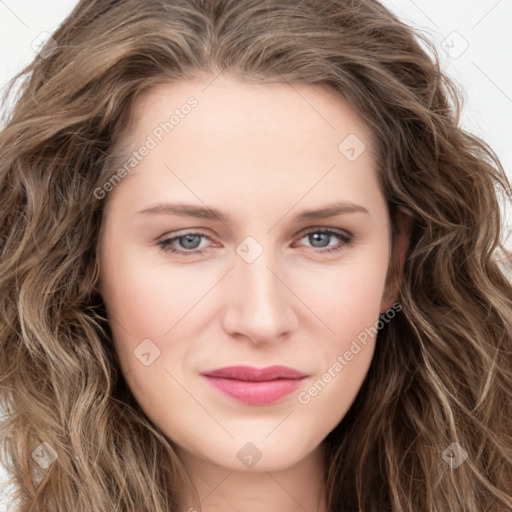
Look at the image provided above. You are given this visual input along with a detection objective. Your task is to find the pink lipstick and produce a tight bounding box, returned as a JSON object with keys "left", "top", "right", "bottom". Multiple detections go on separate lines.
{"left": 201, "top": 365, "right": 307, "bottom": 405}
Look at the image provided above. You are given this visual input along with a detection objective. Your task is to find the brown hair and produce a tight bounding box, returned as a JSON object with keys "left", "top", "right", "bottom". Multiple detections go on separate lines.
{"left": 1, "top": 0, "right": 511, "bottom": 510}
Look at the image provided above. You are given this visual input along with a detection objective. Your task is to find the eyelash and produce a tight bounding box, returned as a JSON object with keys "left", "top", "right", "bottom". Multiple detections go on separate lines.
{"left": 157, "top": 227, "right": 353, "bottom": 256}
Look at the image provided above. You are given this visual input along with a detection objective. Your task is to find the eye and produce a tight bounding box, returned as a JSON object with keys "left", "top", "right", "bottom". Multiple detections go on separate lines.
{"left": 156, "top": 227, "right": 353, "bottom": 256}
{"left": 157, "top": 231, "right": 212, "bottom": 255}
{"left": 295, "top": 227, "right": 353, "bottom": 253}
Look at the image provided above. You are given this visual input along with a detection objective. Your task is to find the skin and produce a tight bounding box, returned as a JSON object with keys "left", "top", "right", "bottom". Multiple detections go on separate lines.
{"left": 97, "top": 74, "right": 411, "bottom": 512}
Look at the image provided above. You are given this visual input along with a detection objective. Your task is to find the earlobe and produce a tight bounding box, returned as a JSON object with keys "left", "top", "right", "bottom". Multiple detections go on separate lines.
{"left": 380, "top": 208, "right": 413, "bottom": 313}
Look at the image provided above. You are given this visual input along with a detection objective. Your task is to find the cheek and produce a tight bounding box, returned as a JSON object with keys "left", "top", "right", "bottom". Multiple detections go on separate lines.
{"left": 294, "top": 271, "right": 385, "bottom": 422}
{"left": 99, "top": 246, "right": 218, "bottom": 402}
{"left": 100, "top": 240, "right": 197, "bottom": 332}
{"left": 298, "top": 345, "right": 375, "bottom": 436}
{"left": 292, "top": 246, "right": 388, "bottom": 405}
{"left": 294, "top": 243, "right": 389, "bottom": 334}
{"left": 98, "top": 255, "right": 192, "bottom": 414}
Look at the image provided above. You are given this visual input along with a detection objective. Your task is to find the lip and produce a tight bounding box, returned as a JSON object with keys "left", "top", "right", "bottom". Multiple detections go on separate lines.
{"left": 201, "top": 365, "right": 308, "bottom": 405}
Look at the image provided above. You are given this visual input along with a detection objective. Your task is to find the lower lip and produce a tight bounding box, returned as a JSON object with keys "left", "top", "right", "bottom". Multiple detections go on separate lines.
{"left": 202, "top": 376, "right": 304, "bottom": 405}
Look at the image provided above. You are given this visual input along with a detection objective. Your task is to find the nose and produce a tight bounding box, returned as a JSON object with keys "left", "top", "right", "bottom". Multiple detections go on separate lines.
{"left": 221, "top": 247, "right": 298, "bottom": 345}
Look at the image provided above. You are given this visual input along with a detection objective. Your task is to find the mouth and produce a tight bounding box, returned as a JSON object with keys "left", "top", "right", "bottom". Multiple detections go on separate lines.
{"left": 200, "top": 365, "right": 308, "bottom": 405}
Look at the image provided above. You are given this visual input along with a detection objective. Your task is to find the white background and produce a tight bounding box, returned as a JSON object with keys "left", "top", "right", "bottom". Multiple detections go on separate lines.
{"left": 1, "top": 0, "right": 511, "bottom": 508}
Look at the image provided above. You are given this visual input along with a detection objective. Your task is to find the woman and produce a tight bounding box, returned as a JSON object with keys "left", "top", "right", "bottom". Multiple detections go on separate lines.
{"left": 1, "top": 1, "right": 511, "bottom": 511}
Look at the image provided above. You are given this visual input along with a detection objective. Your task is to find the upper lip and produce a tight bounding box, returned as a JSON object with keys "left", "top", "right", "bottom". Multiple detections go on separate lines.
{"left": 201, "top": 365, "right": 308, "bottom": 381}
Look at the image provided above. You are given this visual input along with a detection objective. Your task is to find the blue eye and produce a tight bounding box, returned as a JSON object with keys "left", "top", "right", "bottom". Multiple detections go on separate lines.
{"left": 157, "top": 228, "right": 353, "bottom": 256}
{"left": 298, "top": 228, "right": 353, "bottom": 253}
{"left": 157, "top": 232, "right": 210, "bottom": 255}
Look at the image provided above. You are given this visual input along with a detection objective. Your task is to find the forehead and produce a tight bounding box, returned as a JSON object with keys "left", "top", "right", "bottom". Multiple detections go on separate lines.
{"left": 105, "top": 76, "right": 383, "bottom": 217}
{"left": 127, "top": 75, "right": 376, "bottom": 160}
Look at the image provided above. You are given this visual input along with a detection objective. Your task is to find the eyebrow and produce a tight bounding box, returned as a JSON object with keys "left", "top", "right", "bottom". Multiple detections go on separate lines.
{"left": 136, "top": 201, "right": 369, "bottom": 223}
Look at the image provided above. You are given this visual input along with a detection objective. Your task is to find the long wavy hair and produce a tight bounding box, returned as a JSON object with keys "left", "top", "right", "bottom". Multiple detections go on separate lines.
{"left": 1, "top": 0, "right": 511, "bottom": 510}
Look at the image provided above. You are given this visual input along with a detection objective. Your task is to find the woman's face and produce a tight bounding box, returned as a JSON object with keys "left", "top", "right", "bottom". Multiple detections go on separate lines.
{"left": 98, "top": 75, "right": 408, "bottom": 473}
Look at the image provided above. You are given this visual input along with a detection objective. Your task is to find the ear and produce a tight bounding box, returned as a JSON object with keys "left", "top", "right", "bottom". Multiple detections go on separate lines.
{"left": 380, "top": 207, "right": 413, "bottom": 313}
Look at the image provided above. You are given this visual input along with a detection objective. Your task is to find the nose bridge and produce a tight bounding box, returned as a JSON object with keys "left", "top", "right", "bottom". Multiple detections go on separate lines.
{"left": 224, "top": 239, "right": 296, "bottom": 341}
{"left": 242, "top": 251, "right": 282, "bottom": 307}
